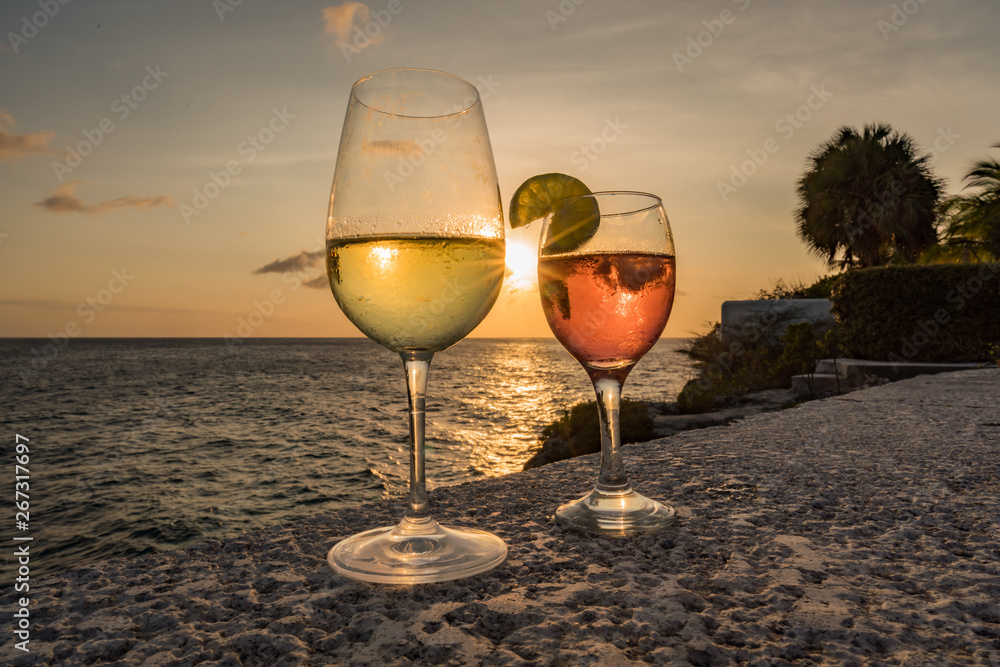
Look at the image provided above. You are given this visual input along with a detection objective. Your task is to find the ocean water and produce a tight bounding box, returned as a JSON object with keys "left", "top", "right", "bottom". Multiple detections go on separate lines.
{"left": 0, "top": 337, "right": 694, "bottom": 577}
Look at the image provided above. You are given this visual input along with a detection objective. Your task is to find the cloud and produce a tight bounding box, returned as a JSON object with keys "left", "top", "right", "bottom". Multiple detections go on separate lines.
{"left": 303, "top": 275, "right": 329, "bottom": 289}
{"left": 253, "top": 249, "right": 324, "bottom": 275}
{"left": 254, "top": 249, "right": 328, "bottom": 288}
{"left": 34, "top": 181, "right": 175, "bottom": 215}
{"left": 0, "top": 111, "right": 57, "bottom": 161}
{"left": 322, "top": 2, "right": 383, "bottom": 45}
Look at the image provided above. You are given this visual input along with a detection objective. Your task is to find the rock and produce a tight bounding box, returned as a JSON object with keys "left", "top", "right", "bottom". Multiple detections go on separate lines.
{"left": 523, "top": 437, "right": 573, "bottom": 469}
{"left": 525, "top": 389, "right": 806, "bottom": 469}
{"left": 646, "top": 401, "right": 680, "bottom": 416}
{"left": 650, "top": 389, "right": 805, "bottom": 439}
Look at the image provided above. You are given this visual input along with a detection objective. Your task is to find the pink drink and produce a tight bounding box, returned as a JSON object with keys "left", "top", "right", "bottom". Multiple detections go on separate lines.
{"left": 538, "top": 253, "right": 675, "bottom": 372}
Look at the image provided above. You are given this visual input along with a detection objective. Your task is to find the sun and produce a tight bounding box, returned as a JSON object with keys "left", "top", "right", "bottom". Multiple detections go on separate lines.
{"left": 504, "top": 239, "right": 538, "bottom": 290}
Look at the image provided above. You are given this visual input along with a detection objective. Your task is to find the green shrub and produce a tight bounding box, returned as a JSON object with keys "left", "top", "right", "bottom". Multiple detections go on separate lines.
{"left": 832, "top": 264, "right": 1000, "bottom": 362}
{"left": 541, "top": 399, "right": 654, "bottom": 456}
{"left": 677, "top": 321, "right": 837, "bottom": 414}
{"left": 754, "top": 274, "right": 841, "bottom": 300}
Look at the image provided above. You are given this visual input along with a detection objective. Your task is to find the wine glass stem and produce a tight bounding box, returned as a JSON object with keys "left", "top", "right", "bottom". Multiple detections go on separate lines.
{"left": 593, "top": 375, "right": 629, "bottom": 491}
{"left": 402, "top": 350, "right": 433, "bottom": 520}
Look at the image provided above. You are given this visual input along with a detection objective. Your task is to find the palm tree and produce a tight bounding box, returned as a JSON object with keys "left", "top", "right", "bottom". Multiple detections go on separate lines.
{"left": 795, "top": 123, "right": 944, "bottom": 269}
{"left": 928, "top": 144, "right": 1000, "bottom": 263}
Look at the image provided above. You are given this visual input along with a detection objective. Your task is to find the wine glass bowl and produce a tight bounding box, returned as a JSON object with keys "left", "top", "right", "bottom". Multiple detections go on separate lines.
{"left": 538, "top": 192, "right": 678, "bottom": 535}
{"left": 325, "top": 69, "right": 507, "bottom": 583}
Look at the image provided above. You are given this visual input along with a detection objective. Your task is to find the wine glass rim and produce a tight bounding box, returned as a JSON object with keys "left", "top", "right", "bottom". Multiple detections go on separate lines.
{"left": 350, "top": 68, "right": 481, "bottom": 119}
{"left": 566, "top": 191, "right": 663, "bottom": 216}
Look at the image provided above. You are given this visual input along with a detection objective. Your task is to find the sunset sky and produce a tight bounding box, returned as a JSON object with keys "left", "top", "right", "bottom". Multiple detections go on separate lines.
{"left": 1, "top": 0, "right": 998, "bottom": 339}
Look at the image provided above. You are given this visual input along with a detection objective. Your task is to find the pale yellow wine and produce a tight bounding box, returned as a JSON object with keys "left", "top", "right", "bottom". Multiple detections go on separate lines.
{"left": 327, "top": 235, "right": 505, "bottom": 353}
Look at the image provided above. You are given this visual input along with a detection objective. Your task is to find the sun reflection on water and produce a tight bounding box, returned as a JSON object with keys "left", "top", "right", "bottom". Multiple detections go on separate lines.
{"left": 418, "top": 338, "right": 695, "bottom": 485}
{"left": 0, "top": 338, "right": 696, "bottom": 576}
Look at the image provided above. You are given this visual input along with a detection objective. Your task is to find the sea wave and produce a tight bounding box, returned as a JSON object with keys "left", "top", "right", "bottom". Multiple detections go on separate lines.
{"left": 0, "top": 337, "right": 694, "bottom": 576}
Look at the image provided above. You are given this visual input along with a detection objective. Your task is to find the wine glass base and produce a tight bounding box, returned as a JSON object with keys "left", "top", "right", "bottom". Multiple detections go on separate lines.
{"left": 327, "top": 516, "right": 507, "bottom": 584}
{"left": 555, "top": 484, "right": 676, "bottom": 536}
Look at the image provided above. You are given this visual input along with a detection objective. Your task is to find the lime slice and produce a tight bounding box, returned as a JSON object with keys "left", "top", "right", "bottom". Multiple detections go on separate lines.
{"left": 508, "top": 173, "right": 600, "bottom": 253}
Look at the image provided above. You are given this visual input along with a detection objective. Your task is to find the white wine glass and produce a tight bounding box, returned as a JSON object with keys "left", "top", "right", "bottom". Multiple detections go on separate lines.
{"left": 537, "top": 192, "right": 678, "bottom": 535}
{"left": 325, "top": 69, "right": 507, "bottom": 583}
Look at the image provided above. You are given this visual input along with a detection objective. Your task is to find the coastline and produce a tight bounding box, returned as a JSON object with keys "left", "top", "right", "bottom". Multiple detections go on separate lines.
{"left": 3, "top": 369, "right": 998, "bottom": 665}
{"left": 524, "top": 387, "right": 813, "bottom": 470}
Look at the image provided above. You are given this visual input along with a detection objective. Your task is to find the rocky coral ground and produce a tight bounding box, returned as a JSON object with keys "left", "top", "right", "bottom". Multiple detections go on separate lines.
{"left": 2, "top": 370, "right": 998, "bottom": 666}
